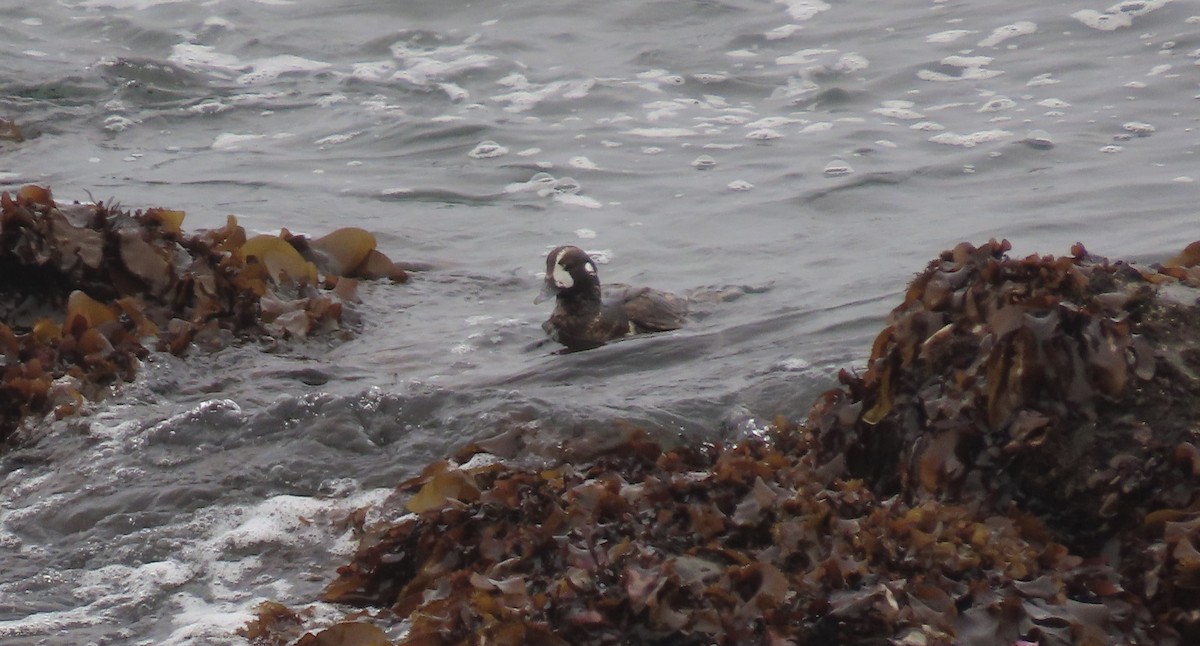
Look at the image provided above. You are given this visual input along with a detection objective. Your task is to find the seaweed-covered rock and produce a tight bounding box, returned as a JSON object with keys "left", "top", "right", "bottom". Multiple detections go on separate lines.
{"left": 246, "top": 240, "right": 1200, "bottom": 645}
{"left": 0, "top": 184, "right": 408, "bottom": 445}
{"left": 809, "top": 239, "right": 1200, "bottom": 640}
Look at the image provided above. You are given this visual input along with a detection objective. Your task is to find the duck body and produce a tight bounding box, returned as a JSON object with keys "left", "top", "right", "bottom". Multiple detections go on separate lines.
{"left": 538, "top": 245, "right": 687, "bottom": 350}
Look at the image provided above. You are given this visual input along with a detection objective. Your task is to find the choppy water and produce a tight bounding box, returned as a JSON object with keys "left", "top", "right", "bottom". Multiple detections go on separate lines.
{"left": 1, "top": 0, "right": 1197, "bottom": 643}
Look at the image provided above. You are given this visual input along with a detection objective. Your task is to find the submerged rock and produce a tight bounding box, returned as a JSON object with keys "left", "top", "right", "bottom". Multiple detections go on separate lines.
{"left": 246, "top": 239, "right": 1200, "bottom": 645}
{"left": 0, "top": 184, "right": 408, "bottom": 446}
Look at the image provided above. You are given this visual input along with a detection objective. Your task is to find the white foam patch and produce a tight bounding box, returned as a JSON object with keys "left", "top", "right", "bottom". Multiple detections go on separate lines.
{"left": 1037, "top": 98, "right": 1071, "bottom": 108}
{"left": 314, "top": 131, "right": 361, "bottom": 146}
{"left": 237, "top": 55, "right": 330, "bottom": 85}
{"left": 1027, "top": 73, "right": 1061, "bottom": 87}
{"left": 978, "top": 96, "right": 1015, "bottom": 112}
{"left": 168, "top": 43, "right": 246, "bottom": 77}
{"left": 765, "top": 24, "right": 803, "bottom": 40}
{"left": 350, "top": 61, "right": 395, "bottom": 81}
{"left": 873, "top": 104, "right": 925, "bottom": 120}
{"left": 491, "top": 78, "right": 595, "bottom": 113}
{"left": 569, "top": 156, "right": 599, "bottom": 170}
{"left": 918, "top": 55, "right": 1005, "bottom": 82}
{"left": 1072, "top": 0, "right": 1175, "bottom": 31}
{"left": 928, "top": 130, "right": 1013, "bottom": 147}
{"left": 926, "top": 29, "right": 975, "bottom": 44}
{"left": 776, "top": 48, "right": 838, "bottom": 66}
{"left": 746, "top": 127, "right": 786, "bottom": 140}
{"left": 728, "top": 180, "right": 755, "bottom": 191}
{"left": 389, "top": 40, "right": 497, "bottom": 85}
{"left": 468, "top": 140, "right": 508, "bottom": 159}
{"left": 555, "top": 193, "right": 602, "bottom": 209}
{"left": 777, "top": 0, "right": 830, "bottom": 21}
{"left": 977, "top": 21, "right": 1037, "bottom": 48}
{"left": 211, "top": 133, "right": 267, "bottom": 151}
{"left": 624, "top": 127, "right": 697, "bottom": 137}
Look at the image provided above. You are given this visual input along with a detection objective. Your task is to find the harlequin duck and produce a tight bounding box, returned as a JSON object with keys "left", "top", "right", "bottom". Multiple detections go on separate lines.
{"left": 536, "top": 245, "right": 688, "bottom": 350}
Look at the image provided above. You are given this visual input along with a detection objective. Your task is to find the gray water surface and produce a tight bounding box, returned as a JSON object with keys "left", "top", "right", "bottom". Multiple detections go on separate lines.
{"left": 1, "top": 0, "right": 1198, "bottom": 643}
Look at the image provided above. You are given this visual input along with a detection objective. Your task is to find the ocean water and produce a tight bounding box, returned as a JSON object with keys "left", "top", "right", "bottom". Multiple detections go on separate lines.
{"left": 1, "top": 0, "right": 1197, "bottom": 642}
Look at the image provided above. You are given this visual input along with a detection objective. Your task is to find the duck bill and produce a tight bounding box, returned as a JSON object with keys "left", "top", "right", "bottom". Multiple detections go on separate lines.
{"left": 534, "top": 280, "right": 556, "bottom": 304}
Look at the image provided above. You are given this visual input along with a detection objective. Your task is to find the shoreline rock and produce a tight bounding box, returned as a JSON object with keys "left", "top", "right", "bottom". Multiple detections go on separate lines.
{"left": 246, "top": 239, "right": 1200, "bottom": 645}
{"left": 0, "top": 185, "right": 407, "bottom": 446}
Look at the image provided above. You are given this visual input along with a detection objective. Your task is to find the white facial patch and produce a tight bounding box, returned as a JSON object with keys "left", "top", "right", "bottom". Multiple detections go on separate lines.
{"left": 584, "top": 262, "right": 596, "bottom": 276}
{"left": 552, "top": 247, "right": 574, "bottom": 288}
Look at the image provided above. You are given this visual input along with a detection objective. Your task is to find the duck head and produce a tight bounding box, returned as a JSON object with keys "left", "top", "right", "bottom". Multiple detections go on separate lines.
{"left": 535, "top": 245, "right": 601, "bottom": 304}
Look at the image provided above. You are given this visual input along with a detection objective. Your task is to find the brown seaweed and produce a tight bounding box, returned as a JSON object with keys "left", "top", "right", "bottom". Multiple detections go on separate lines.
{"left": 0, "top": 184, "right": 407, "bottom": 445}
{"left": 243, "top": 239, "right": 1200, "bottom": 645}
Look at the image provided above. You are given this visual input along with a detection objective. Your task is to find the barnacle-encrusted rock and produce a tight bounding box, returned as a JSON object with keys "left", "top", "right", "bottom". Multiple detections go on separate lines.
{"left": 246, "top": 239, "right": 1200, "bottom": 645}
{"left": 0, "top": 184, "right": 408, "bottom": 445}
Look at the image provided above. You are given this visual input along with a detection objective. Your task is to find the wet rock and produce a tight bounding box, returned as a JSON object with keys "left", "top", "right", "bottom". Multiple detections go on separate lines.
{"left": 0, "top": 184, "right": 407, "bottom": 445}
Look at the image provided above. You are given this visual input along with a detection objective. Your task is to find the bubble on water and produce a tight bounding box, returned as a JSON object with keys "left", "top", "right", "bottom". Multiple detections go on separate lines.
{"left": 1020, "top": 129, "right": 1055, "bottom": 149}
{"left": 800, "top": 122, "right": 833, "bottom": 134}
{"left": 468, "top": 140, "right": 508, "bottom": 159}
{"left": 978, "top": 96, "right": 1016, "bottom": 112}
{"left": 1173, "top": 176, "right": 1196, "bottom": 183}
{"left": 715, "top": 115, "right": 748, "bottom": 126}
{"left": 694, "top": 73, "right": 730, "bottom": 84}
{"left": 727, "top": 180, "right": 755, "bottom": 191}
{"left": 875, "top": 139, "right": 898, "bottom": 148}
{"left": 105, "top": 115, "right": 137, "bottom": 132}
{"left": 926, "top": 29, "right": 975, "bottom": 44}
{"left": 574, "top": 228, "right": 597, "bottom": 239}
{"left": 642, "top": 146, "right": 664, "bottom": 154}
{"left": 977, "top": 21, "right": 1037, "bottom": 48}
{"left": 823, "top": 159, "right": 854, "bottom": 177}
{"left": 516, "top": 147, "right": 541, "bottom": 156}
{"left": 928, "top": 129, "right": 1013, "bottom": 147}
{"left": 504, "top": 172, "right": 557, "bottom": 194}
{"left": 691, "top": 155, "right": 717, "bottom": 170}
{"left": 1123, "top": 121, "right": 1156, "bottom": 136}
{"left": 552, "top": 177, "right": 581, "bottom": 194}
{"left": 1027, "top": 73, "right": 1061, "bottom": 87}
{"left": 600, "top": 140, "right": 622, "bottom": 148}
{"left": 910, "top": 121, "right": 945, "bottom": 131}
{"left": 1037, "top": 98, "right": 1071, "bottom": 108}
{"left": 746, "top": 128, "right": 783, "bottom": 140}
{"left": 1100, "top": 144, "right": 1123, "bottom": 153}
{"left": 569, "top": 156, "right": 599, "bottom": 170}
